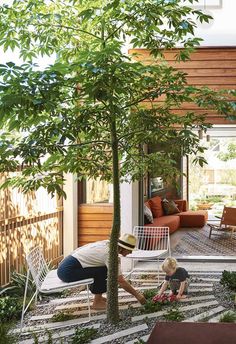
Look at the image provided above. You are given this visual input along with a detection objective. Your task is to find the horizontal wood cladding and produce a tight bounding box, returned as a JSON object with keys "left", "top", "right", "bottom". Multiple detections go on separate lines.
{"left": 129, "top": 47, "right": 236, "bottom": 125}
{"left": 78, "top": 204, "right": 113, "bottom": 247}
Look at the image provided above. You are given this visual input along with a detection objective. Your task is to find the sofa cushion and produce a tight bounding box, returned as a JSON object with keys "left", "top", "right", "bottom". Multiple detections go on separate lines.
{"left": 162, "top": 199, "right": 180, "bottom": 215}
{"left": 146, "top": 215, "right": 180, "bottom": 234}
{"left": 178, "top": 210, "right": 208, "bottom": 228}
{"left": 174, "top": 199, "right": 188, "bottom": 212}
{"left": 144, "top": 204, "right": 154, "bottom": 224}
{"left": 149, "top": 196, "right": 164, "bottom": 218}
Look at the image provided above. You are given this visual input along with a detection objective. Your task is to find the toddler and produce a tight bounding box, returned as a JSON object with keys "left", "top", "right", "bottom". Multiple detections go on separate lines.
{"left": 158, "top": 257, "right": 189, "bottom": 300}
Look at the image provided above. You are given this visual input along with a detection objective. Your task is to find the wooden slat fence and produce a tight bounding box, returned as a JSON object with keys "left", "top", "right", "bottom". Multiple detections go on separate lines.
{"left": 0, "top": 172, "right": 63, "bottom": 287}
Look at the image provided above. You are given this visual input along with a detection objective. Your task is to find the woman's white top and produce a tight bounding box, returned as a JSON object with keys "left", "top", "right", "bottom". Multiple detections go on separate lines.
{"left": 71, "top": 240, "right": 121, "bottom": 275}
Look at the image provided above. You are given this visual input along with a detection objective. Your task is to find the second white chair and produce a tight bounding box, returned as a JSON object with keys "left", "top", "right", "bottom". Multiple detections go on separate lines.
{"left": 126, "top": 226, "right": 171, "bottom": 283}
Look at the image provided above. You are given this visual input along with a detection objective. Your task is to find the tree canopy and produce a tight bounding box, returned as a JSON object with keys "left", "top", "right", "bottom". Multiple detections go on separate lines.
{"left": 0, "top": 0, "right": 236, "bottom": 322}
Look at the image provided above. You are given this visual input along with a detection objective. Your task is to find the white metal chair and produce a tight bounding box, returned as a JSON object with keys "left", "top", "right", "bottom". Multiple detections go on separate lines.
{"left": 126, "top": 226, "right": 171, "bottom": 283}
{"left": 21, "top": 246, "right": 94, "bottom": 331}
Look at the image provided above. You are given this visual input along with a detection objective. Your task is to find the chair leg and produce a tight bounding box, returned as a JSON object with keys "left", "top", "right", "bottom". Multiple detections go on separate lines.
{"left": 86, "top": 285, "right": 91, "bottom": 321}
{"left": 20, "top": 269, "right": 30, "bottom": 332}
{"left": 157, "top": 258, "right": 160, "bottom": 284}
{"left": 20, "top": 270, "right": 38, "bottom": 333}
{"left": 209, "top": 225, "right": 213, "bottom": 239}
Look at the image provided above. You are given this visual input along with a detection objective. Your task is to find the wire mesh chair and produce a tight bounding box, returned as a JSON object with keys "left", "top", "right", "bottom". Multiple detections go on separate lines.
{"left": 208, "top": 206, "right": 236, "bottom": 239}
{"left": 21, "top": 246, "right": 94, "bottom": 332}
{"left": 126, "top": 226, "right": 171, "bottom": 283}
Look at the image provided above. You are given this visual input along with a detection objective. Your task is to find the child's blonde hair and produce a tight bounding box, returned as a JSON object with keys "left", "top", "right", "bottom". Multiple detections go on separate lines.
{"left": 162, "top": 257, "right": 178, "bottom": 273}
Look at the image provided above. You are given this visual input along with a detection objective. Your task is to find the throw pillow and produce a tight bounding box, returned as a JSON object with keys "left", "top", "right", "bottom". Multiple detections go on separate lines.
{"left": 162, "top": 199, "right": 180, "bottom": 215}
{"left": 144, "top": 204, "right": 154, "bottom": 224}
{"left": 149, "top": 196, "right": 164, "bottom": 218}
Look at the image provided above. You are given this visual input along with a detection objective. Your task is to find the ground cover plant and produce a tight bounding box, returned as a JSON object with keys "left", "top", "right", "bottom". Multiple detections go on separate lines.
{"left": 219, "top": 311, "right": 236, "bottom": 323}
{"left": 0, "top": 296, "right": 22, "bottom": 323}
{"left": 0, "top": 268, "right": 35, "bottom": 297}
{"left": 1, "top": 0, "right": 236, "bottom": 324}
{"left": 220, "top": 271, "right": 236, "bottom": 291}
{"left": 51, "top": 311, "right": 78, "bottom": 323}
{"left": 164, "top": 307, "right": 185, "bottom": 322}
{"left": 0, "top": 323, "right": 18, "bottom": 344}
{"left": 71, "top": 327, "right": 98, "bottom": 344}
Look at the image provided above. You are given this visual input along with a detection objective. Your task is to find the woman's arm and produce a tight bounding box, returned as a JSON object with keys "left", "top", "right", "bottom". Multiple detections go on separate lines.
{"left": 118, "top": 275, "right": 146, "bottom": 304}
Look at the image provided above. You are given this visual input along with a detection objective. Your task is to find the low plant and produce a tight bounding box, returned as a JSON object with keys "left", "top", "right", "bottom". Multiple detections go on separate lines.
{"left": 0, "top": 323, "right": 18, "bottom": 344}
{"left": 71, "top": 327, "right": 98, "bottom": 344}
{"left": 220, "top": 270, "right": 236, "bottom": 291}
{"left": 219, "top": 311, "right": 236, "bottom": 323}
{"left": 32, "top": 330, "right": 54, "bottom": 344}
{"left": 0, "top": 296, "right": 22, "bottom": 323}
{"left": 141, "top": 299, "right": 162, "bottom": 314}
{"left": 164, "top": 307, "right": 185, "bottom": 322}
{"left": 0, "top": 268, "right": 35, "bottom": 297}
{"left": 51, "top": 311, "right": 77, "bottom": 322}
{"left": 134, "top": 340, "right": 146, "bottom": 344}
{"left": 142, "top": 289, "right": 157, "bottom": 300}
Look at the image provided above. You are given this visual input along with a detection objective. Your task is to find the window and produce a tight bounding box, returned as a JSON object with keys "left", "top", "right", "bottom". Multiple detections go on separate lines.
{"left": 85, "top": 177, "right": 113, "bottom": 204}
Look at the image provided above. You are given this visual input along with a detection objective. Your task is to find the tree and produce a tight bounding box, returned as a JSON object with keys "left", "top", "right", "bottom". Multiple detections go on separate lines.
{"left": 218, "top": 142, "right": 236, "bottom": 161}
{"left": 0, "top": 0, "right": 235, "bottom": 323}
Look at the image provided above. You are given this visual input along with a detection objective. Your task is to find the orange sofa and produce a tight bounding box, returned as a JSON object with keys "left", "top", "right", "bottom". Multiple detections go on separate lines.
{"left": 145, "top": 196, "right": 207, "bottom": 234}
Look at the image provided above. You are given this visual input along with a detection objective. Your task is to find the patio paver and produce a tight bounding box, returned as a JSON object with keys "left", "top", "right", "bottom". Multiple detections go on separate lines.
{"left": 89, "top": 324, "right": 148, "bottom": 344}
{"left": 182, "top": 306, "right": 225, "bottom": 322}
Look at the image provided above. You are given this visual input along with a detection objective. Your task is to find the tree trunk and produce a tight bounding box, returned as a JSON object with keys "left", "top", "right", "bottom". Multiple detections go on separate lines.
{"left": 107, "top": 119, "right": 120, "bottom": 323}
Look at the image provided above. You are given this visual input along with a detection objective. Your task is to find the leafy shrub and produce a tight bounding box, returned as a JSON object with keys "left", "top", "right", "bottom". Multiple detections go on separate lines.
{"left": 164, "top": 307, "right": 185, "bottom": 322}
{"left": 0, "top": 296, "right": 22, "bottom": 323}
{"left": 219, "top": 311, "right": 236, "bottom": 323}
{"left": 220, "top": 270, "right": 236, "bottom": 291}
{"left": 0, "top": 268, "right": 35, "bottom": 297}
{"left": 71, "top": 327, "right": 98, "bottom": 344}
{"left": 0, "top": 323, "right": 18, "bottom": 344}
{"left": 51, "top": 311, "right": 77, "bottom": 322}
{"left": 141, "top": 299, "right": 162, "bottom": 314}
{"left": 142, "top": 289, "right": 157, "bottom": 300}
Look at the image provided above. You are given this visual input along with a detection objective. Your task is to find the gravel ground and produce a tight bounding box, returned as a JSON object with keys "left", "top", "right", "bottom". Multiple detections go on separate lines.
{"left": 16, "top": 272, "right": 236, "bottom": 344}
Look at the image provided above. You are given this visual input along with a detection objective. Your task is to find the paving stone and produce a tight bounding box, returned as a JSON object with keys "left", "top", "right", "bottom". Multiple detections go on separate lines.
{"left": 188, "top": 287, "right": 213, "bottom": 292}
{"left": 125, "top": 334, "right": 150, "bottom": 344}
{"left": 208, "top": 310, "right": 231, "bottom": 323}
{"left": 45, "top": 284, "right": 213, "bottom": 307}
{"left": 179, "top": 295, "right": 215, "bottom": 303}
{"left": 13, "top": 314, "right": 106, "bottom": 335}
{"left": 182, "top": 306, "right": 225, "bottom": 322}
{"left": 90, "top": 324, "right": 148, "bottom": 344}
{"left": 131, "top": 300, "right": 219, "bottom": 322}
{"left": 192, "top": 278, "right": 219, "bottom": 282}
{"left": 30, "top": 303, "right": 140, "bottom": 321}
{"left": 54, "top": 297, "right": 137, "bottom": 312}
{"left": 18, "top": 323, "right": 101, "bottom": 344}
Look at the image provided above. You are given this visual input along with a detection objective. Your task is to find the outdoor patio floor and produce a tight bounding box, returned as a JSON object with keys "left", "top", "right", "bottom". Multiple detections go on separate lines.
{"left": 16, "top": 260, "right": 236, "bottom": 344}
{"left": 170, "top": 224, "right": 236, "bottom": 257}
